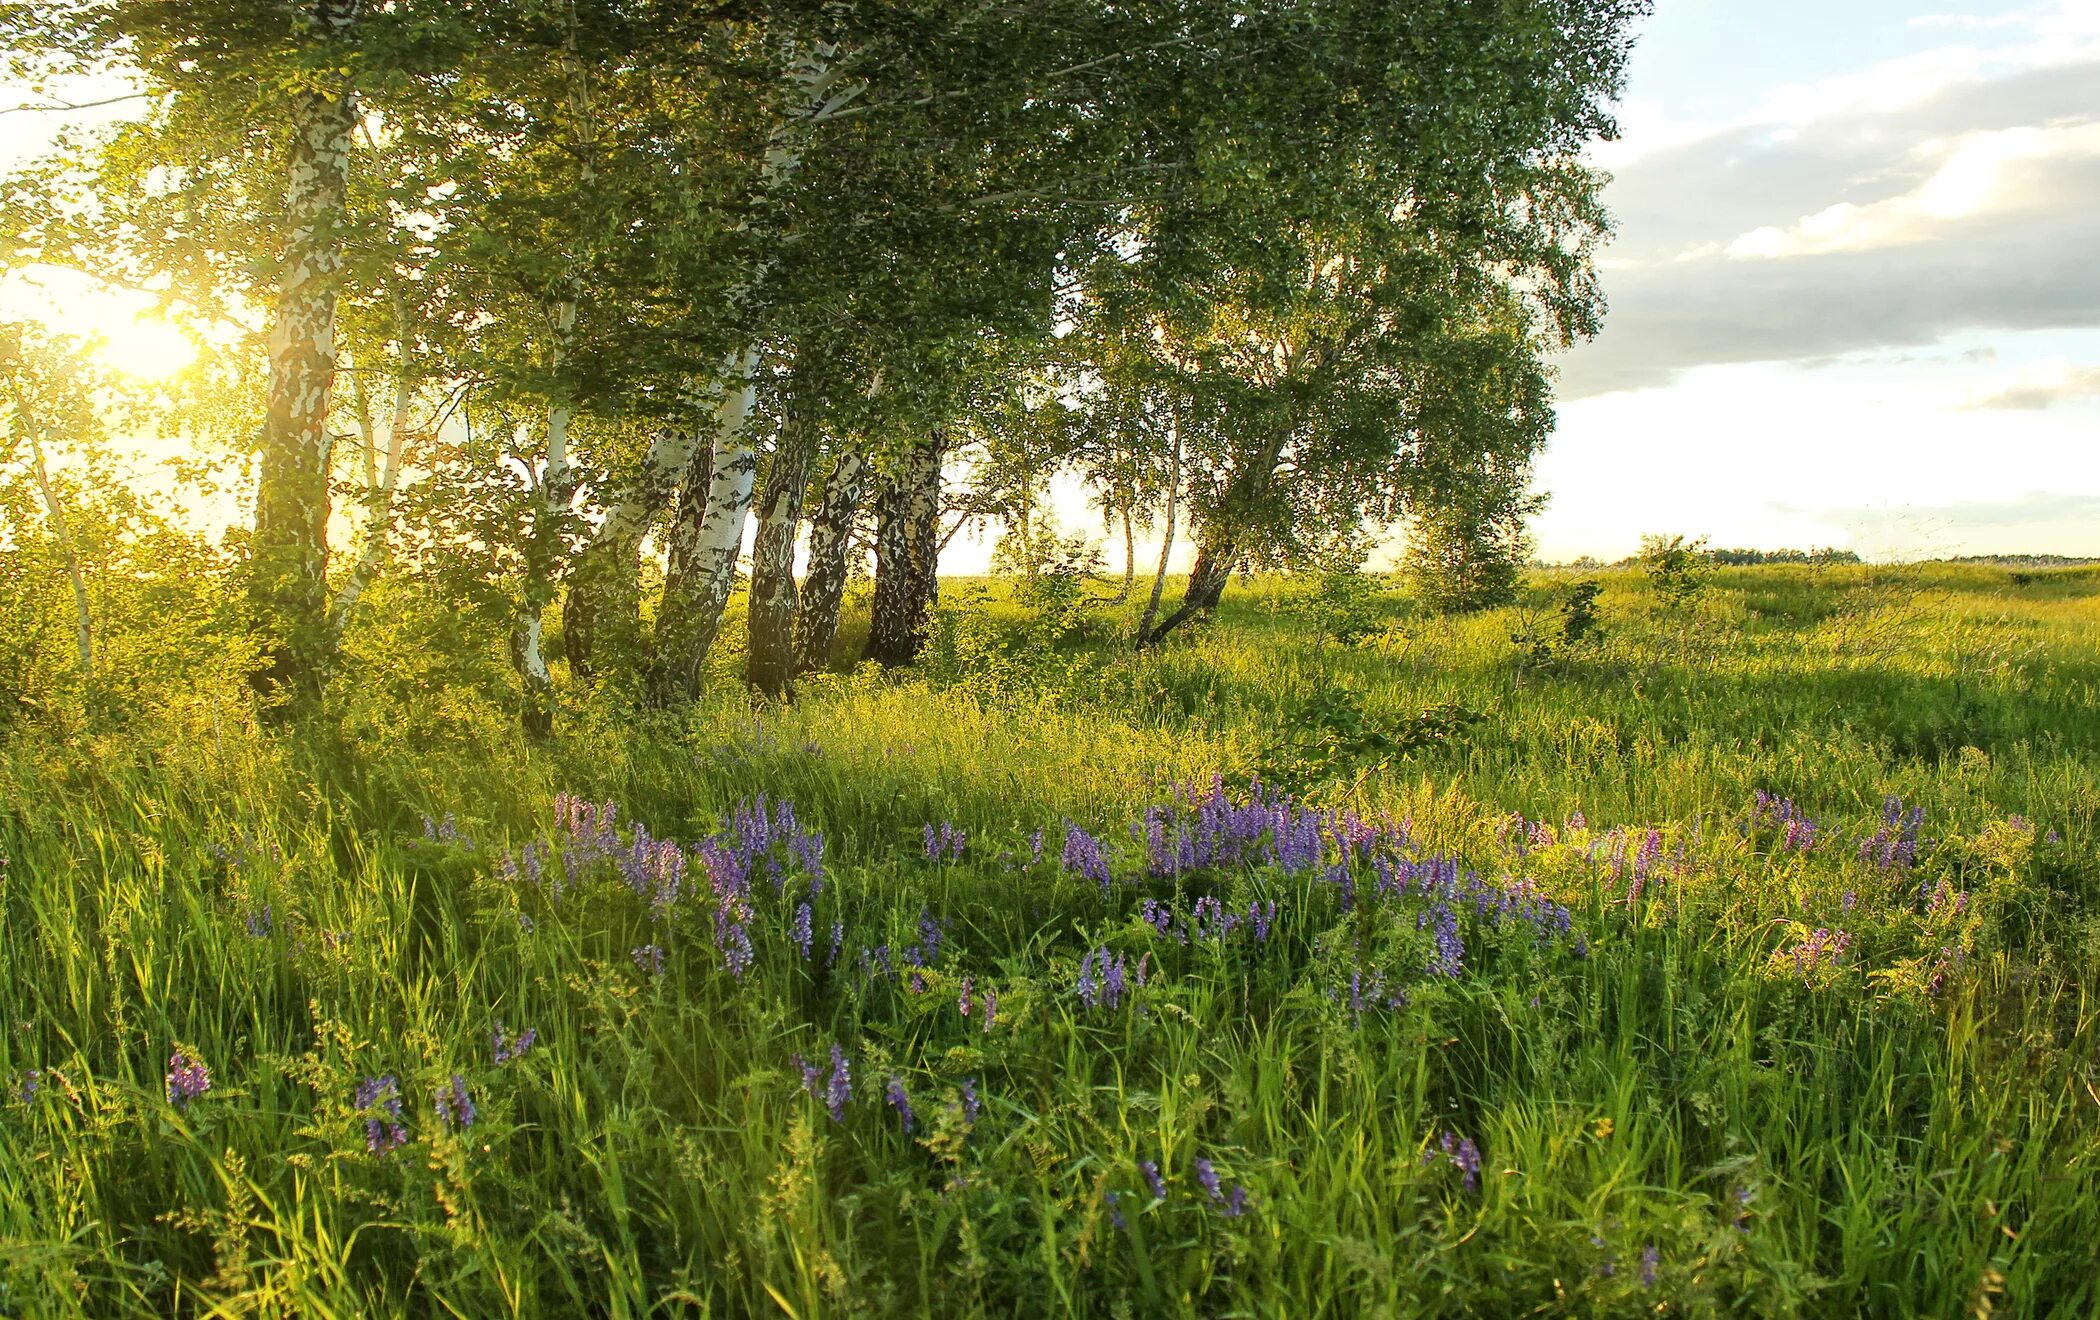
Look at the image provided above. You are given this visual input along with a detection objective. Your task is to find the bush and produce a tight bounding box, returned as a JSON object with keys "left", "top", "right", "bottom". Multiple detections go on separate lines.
{"left": 1640, "top": 534, "right": 1712, "bottom": 610}
{"left": 1405, "top": 505, "right": 1529, "bottom": 614}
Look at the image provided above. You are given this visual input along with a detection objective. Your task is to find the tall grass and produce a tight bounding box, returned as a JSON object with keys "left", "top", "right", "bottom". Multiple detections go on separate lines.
{"left": 0, "top": 564, "right": 2094, "bottom": 1316}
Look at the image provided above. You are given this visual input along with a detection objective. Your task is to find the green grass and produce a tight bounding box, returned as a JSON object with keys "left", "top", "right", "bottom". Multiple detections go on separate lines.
{"left": 0, "top": 563, "right": 2095, "bottom": 1316}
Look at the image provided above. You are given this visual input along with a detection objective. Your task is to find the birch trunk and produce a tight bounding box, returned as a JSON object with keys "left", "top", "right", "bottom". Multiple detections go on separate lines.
{"left": 792, "top": 449, "right": 866, "bottom": 674}
{"left": 865, "top": 432, "right": 943, "bottom": 668}
{"left": 1138, "top": 537, "right": 1236, "bottom": 647}
{"left": 247, "top": 0, "right": 358, "bottom": 709}
{"left": 623, "top": 40, "right": 853, "bottom": 690}
{"left": 1135, "top": 417, "right": 1182, "bottom": 646}
{"left": 649, "top": 359, "right": 760, "bottom": 703}
{"left": 744, "top": 407, "right": 819, "bottom": 695}
{"left": 517, "top": 13, "right": 595, "bottom": 739}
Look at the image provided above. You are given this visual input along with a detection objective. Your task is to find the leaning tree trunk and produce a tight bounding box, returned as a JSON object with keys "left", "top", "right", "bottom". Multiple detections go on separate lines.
{"left": 1138, "top": 537, "right": 1235, "bottom": 648}
{"left": 247, "top": 5, "right": 358, "bottom": 711}
{"left": 865, "top": 432, "right": 943, "bottom": 668}
{"left": 792, "top": 449, "right": 867, "bottom": 675}
{"left": 649, "top": 358, "right": 761, "bottom": 703}
{"left": 745, "top": 409, "right": 819, "bottom": 696}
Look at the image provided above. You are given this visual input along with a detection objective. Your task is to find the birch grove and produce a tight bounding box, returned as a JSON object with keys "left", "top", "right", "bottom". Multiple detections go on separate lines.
{"left": 4, "top": 0, "right": 1646, "bottom": 726}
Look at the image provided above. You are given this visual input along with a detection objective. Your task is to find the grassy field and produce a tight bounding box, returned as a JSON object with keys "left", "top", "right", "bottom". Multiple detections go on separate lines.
{"left": 1, "top": 562, "right": 2096, "bottom": 1317}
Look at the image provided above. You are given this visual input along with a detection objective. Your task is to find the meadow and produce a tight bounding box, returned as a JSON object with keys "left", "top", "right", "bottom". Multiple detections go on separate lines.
{"left": 1, "top": 561, "right": 2096, "bottom": 1317}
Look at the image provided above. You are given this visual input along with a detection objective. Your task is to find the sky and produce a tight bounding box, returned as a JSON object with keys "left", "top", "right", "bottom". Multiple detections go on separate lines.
{"left": 1536, "top": 0, "right": 2100, "bottom": 561}
{"left": 4, "top": 2, "right": 2096, "bottom": 564}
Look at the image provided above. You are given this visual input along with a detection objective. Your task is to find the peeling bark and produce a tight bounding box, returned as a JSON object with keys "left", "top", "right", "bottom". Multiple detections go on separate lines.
{"left": 649, "top": 357, "right": 760, "bottom": 703}
{"left": 792, "top": 448, "right": 867, "bottom": 674}
{"left": 865, "top": 432, "right": 943, "bottom": 668}
{"left": 1139, "top": 536, "right": 1236, "bottom": 647}
{"left": 745, "top": 407, "right": 819, "bottom": 695}
{"left": 247, "top": 0, "right": 358, "bottom": 709}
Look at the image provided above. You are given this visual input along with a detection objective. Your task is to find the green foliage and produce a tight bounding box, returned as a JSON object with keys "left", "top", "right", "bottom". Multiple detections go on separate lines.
{"left": 0, "top": 566, "right": 2096, "bottom": 1314}
{"left": 1406, "top": 499, "right": 1533, "bottom": 615}
{"left": 1255, "top": 687, "right": 1486, "bottom": 794}
{"left": 1295, "top": 560, "right": 1392, "bottom": 646}
{"left": 1641, "top": 534, "right": 1714, "bottom": 610}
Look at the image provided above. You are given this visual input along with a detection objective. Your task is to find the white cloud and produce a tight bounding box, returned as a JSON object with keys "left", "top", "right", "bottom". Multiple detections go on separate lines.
{"left": 1962, "top": 361, "right": 2100, "bottom": 407}
{"left": 1723, "top": 120, "right": 2100, "bottom": 258}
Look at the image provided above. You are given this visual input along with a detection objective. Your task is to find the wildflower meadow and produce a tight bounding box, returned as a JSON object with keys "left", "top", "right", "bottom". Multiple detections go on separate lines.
{"left": 0, "top": 563, "right": 2094, "bottom": 1316}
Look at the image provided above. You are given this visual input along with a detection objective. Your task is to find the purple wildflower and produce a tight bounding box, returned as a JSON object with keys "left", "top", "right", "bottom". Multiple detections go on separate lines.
{"left": 165, "top": 1049, "right": 210, "bottom": 1107}
{"left": 492, "top": 1023, "right": 537, "bottom": 1066}
{"left": 356, "top": 1075, "right": 409, "bottom": 1154}
{"left": 958, "top": 977, "right": 974, "bottom": 1018}
{"left": 1141, "top": 1160, "right": 1167, "bottom": 1201}
{"left": 632, "top": 943, "right": 665, "bottom": 976}
{"left": 825, "top": 1044, "right": 851, "bottom": 1123}
{"left": 1640, "top": 1244, "right": 1659, "bottom": 1288}
{"left": 1194, "top": 1158, "right": 1223, "bottom": 1202}
{"left": 434, "top": 1074, "right": 476, "bottom": 1129}
{"left": 792, "top": 903, "right": 814, "bottom": 960}
{"left": 1061, "top": 821, "right": 1113, "bottom": 893}
{"left": 1436, "top": 1131, "right": 1482, "bottom": 1193}
{"left": 961, "top": 1077, "right": 980, "bottom": 1124}
{"left": 1105, "top": 1189, "right": 1126, "bottom": 1230}
{"left": 885, "top": 1077, "right": 915, "bottom": 1133}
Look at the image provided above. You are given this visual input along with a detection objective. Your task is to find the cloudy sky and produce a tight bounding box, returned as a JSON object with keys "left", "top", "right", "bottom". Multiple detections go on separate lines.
{"left": 1537, "top": 0, "right": 2100, "bottom": 560}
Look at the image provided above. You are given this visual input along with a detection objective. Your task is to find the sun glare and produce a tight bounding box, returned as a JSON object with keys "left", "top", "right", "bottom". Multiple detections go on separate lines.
{"left": 0, "top": 267, "right": 201, "bottom": 382}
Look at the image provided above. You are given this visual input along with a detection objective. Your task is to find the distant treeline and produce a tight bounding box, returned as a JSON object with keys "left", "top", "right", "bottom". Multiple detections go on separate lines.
{"left": 1944, "top": 554, "right": 2100, "bottom": 568}
{"left": 1537, "top": 547, "right": 1864, "bottom": 570}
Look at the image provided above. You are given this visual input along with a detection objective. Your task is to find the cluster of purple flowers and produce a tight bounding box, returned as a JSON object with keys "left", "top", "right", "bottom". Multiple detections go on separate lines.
{"left": 1334, "top": 966, "right": 1410, "bottom": 1024}
{"left": 491, "top": 1022, "right": 537, "bottom": 1066}
{"left": 1137, "top": 778, "right": 1337, "bottom": 880}
{"left": 901, "top": 909, "right": 947, "bottom": 968}
{"left": 885, "top": 1076, "right": 915, "bottom": 1132}
{"left": 615, "top": 822, "right": 687, "bottom": 916}
{"left": 1928, "top": 944, "right": 1966, "bottom": 995}
{"left": 553, "top": 794, "right": 623, "bottom": 881}
{"left": 242, "top": 904, "right": 273, "bottom": 938}
{"left": 1922, "top": 878, "right": 1969, "bottom": 918}
{"left": 496, "top": 841, "right": 551, "bottom": 894}
{"left": 1419, "top": 902, "right": 1465, "bottom": 978}
{"left": 422, "top": 812, "right": 473, "bottom": 848}
{"left": 1426, "top": 1130, "right": 1483, "bottom": 1193}
{"left": 356, "top": 1075, "right": 409, "bottom": 1154}
{"left": 1193, "top": 1158, "right": 1249, "bottom": 1217}
{"left": 632, "top": 943, "right": 665, "bottom": 977}
{"left": 1061, "top": 821, "right": 1113, "bottom": 893}
{"left": 1750, "top": 791, "right": 1821, "bottom": 853}
{"left": 790, "top": 903, "right": 814, "bottom": 959}
{"left": 1137, "top": 896, "right": 1278, "bottom": 945}
{"left": 434, "top": 1074, "right": 476, "bottom": 1129}
{"left": 924, "top": 821, "right": 966, "bottom": 863}
{"left": 165, "top": 1049, "right": 210, "bottom": 1107}
{"left": 722, "top": 797, "right": 827, "bottom": 894}
{"left": 1075, "top": 945, "right": 1140, "bottom": 1009}
{"left": 1785, "top": 927, "right": 1853, "bottom": 978}
{"left": 793, "top": 1043, "right": 854, "bottom": 1123}
{"left": 1859, "top": 796, "right": 1928, "bottom": 871}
